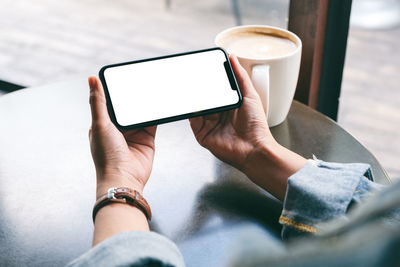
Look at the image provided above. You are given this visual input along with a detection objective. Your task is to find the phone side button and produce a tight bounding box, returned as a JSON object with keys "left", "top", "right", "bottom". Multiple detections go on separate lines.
{"left": 224, "top": 61, "right": 238, "bottom": 90}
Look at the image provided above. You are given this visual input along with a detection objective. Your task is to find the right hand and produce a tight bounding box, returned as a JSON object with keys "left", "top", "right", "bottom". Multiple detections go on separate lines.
{"left": 189, "top": 54, "right": 277, "bottom": 172}
{"left": 190, "top": 55, "right": 306, "bottom": 200}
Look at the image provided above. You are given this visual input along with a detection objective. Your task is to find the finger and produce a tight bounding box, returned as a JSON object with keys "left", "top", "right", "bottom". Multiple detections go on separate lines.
{"left": 143, "top": 125, "right": 157, "bottom": 137}
{"left": 229, "top": 54, "right": 257, "bottom": 97}
{"left": 88, "top": 76, "right": 110, "bottom": 127}
{"left": 202, "top": 113, "right": 220, "bottom": 121}
{"left": 122, "top": 125, "right": 157, "bottom": 139}
{"left": 189, "top": 116, "right": 204, "bottom": 133}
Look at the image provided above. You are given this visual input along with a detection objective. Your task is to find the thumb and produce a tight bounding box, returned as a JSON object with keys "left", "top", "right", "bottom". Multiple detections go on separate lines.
{"left": 229, "top": 54, "right": 258, "bottom": 98}
{"left": 189, "top": 116, "right": 204, "bottom": 134}
{"left": 88, "top": 76, "right": 111, "bottom": 127}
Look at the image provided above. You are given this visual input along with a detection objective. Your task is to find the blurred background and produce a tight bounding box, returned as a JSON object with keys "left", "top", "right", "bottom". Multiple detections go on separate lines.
{"left": 0, "top": 0, "right": 399, "bottom": 180}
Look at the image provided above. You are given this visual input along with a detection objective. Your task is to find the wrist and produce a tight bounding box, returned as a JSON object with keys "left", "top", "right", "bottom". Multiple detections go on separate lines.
{"left": 243, "top": 141, "right": 307, "bottom": 201}
{"left": 96, "top": 174, "right": 145, "bottom": 199}
{"left": 93, "top": 187, "right": 152, "bottom": 222}
{"left": 242, "top": 138, "right": 279, "bottom": 174}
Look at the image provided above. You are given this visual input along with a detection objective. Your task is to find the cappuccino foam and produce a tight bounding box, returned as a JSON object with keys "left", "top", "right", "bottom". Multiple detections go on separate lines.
{"left": 220, "top": 31, "right": 297, "bottom": 59}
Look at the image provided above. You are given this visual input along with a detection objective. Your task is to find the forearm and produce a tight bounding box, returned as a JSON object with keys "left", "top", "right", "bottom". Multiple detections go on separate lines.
{"left": 243, "top": 141, "right": 307, "bottom": 201}
{"left": 93, "top": 203, "right": 149, "bottom": 246}
{"left": 93, "top": 174, "right": 150, "bottom": 246}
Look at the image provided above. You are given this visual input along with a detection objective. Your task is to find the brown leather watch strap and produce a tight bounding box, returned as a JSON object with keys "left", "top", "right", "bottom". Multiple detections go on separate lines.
{"left": 92, "top": 187, "right": 152, "bottom": 222}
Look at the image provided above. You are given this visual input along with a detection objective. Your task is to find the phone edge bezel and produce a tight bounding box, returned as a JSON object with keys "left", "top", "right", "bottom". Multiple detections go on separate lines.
{"left": 98, "top": 47, "right": 242, "bottom": 130}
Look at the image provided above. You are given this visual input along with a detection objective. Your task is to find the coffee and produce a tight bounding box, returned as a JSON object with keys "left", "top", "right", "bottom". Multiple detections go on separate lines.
{"left": 215, "top": 25, "right": 302, "bottom": 127}
{"left": 219, "top": 31, "right": 297, "bottom": 59}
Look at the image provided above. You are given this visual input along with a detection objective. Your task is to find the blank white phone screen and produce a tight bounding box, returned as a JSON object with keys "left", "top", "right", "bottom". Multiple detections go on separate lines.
{"left": 103, "top": 49, "right": 240, "bottom": 127}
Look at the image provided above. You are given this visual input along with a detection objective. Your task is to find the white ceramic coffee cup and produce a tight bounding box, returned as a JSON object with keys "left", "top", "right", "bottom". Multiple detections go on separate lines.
{"left": 215, "top": 25, "right": 302, "bottom": 127}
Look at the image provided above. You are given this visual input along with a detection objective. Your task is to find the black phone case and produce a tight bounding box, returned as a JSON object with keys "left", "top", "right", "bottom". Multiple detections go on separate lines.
{"left": 99, "top": 47, "right": 242, "bottom": 130}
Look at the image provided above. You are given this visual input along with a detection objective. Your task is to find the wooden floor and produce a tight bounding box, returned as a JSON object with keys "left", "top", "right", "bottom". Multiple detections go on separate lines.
{"left": 339, "top": 27, "right": 400, "bottom": 180}
{"left": 0, "top": 0, "right": 399, "bottom": 180}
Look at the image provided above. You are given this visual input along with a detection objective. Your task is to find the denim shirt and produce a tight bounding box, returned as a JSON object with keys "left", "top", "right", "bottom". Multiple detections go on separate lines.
{"left": 67, "top": 160, "right": 400, "bottom": 267}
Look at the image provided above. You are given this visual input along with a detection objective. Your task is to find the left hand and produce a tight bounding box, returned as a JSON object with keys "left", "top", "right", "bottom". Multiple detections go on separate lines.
{"left": 88, "top": 77, "right": 157, "bottom": 198}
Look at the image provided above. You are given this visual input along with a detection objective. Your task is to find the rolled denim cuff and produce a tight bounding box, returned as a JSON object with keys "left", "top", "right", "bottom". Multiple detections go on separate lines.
{"left": 279, "top": 159, "right": 380, "bottom": 240}
{"left": 66, "top": 231, "right": 185, "bottom": 267}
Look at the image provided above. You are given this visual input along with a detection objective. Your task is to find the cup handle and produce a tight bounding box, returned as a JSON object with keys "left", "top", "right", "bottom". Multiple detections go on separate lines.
{"left": 251, "top": 64, "right": 270, "bottom": 120}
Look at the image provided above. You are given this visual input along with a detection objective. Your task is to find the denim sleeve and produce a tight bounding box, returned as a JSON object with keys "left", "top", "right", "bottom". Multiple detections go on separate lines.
{"left": 66, "top": 231, "right": 185, "bottom": 267}
{"left": 279, "top": 159, "right": 384, "bottom": 239}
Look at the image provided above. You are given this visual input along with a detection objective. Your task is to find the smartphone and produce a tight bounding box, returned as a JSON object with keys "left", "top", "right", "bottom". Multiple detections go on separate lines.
{"left": 99, "top": 47, "right": 242, "bottom": 130}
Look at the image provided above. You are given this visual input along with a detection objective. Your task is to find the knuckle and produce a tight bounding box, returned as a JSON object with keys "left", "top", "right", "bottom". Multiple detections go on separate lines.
{"left": 89, "top": 90, "right": 106, "bottom": 105}
{"left": 91, "top": 120, "right": 107, "bottom": 130}
{"left": 89, "top": 93, "right": 96, "bottom": 105}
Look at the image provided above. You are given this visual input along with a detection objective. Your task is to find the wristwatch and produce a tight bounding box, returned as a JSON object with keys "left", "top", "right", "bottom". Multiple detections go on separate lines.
{"left": 92, "top": 187, "right": 152, "bottom": 222}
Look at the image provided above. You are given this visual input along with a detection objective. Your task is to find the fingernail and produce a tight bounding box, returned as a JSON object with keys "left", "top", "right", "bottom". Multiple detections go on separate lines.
{"left": 89, "top": 78, "right": 95, "bottom": 105}
{"left": 88, "top": 77, "right": 95, "bottom": 91}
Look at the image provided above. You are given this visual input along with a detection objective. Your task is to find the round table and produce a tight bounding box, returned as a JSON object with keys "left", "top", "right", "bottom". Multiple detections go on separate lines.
{"left": 0, "top": 78, "right": 390, "bottom": 266}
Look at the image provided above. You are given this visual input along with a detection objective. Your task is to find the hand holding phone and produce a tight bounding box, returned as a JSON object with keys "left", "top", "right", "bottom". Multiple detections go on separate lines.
{"left": 88, "top": 77, "right": 157, "bottom": 198}
{"left": 99, "top": 47, "right": 242, "bottom": 129}
{"left": 191, "top": 54, "right": 307, "bottom": 201}
{"left": 190, "top": 54, "right": 271, "bottom": 171}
